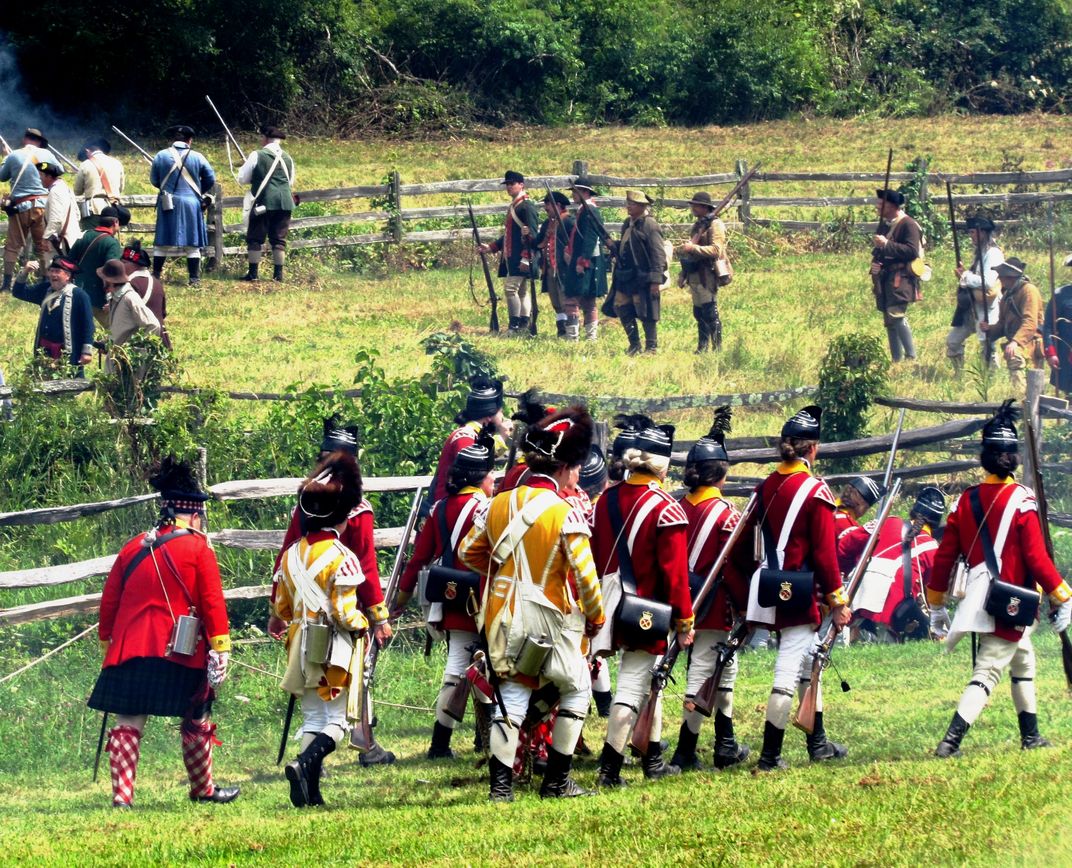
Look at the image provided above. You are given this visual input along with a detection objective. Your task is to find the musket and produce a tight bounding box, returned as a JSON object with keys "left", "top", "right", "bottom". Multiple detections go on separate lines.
{"left": 467, "top": 202, "right": 500, "bottom": 333}
{"left": 1048, "top": 199, "right": 1058, "bottom": 372}
{"left": 92, "top": 712, "right": 109, "bottom": 782}
{"left": 946, "top": 181, "right": 962, "bottom": 268}
{"left": 872, "top": 149, "right": 894, "bottom": 297}
{"left": 350, "top": 486, "right": 424, "bottom": 753}
{"left": 974, "top": 205, "right": 991, "bottom": 365}
{"left": 711, "top": 162, "right": 763, "bottom": 218}
{"left": 47, "top": 145, "right": 78, "bottom": 172}
{"left": 204, "top": 95, "right": 247, "bottom": 160}
{"left": 876, "top": 407, "right": 907, "bottom": 513}
{"left": 1024, "top": 414, "right": 1072, "bottom": 689}
{"left": 276, "top": 694, "right": 296, "bottom": 765}
{"left": 691, "top": 618, "right": 752, "bottom": 717}
{"left": 110, "top": 126, "right": 154, "bottom": 164}
{"left": 542, "top": 180, "right": 569, "bottom": 299}
{"left": 529, "top": 272, "right": 539, "bottom": 336}
{"left": 630, "top": 493, "right": 758, "bottom": 754}
{"left": 0, "top": 133, "right": 10, "bottom": 153}
{"left": 795, "top": 478, "right": 903, "bottom": 734}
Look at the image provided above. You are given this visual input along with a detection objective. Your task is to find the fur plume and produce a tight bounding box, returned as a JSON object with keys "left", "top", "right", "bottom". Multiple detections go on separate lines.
{"left": 512, "top": 388, "right": 549, "bottom": 424}
{"left": 149, "top": 455, "right": 202, "bottom": 495}
{"left": 994, "top": 398, "right": 1021, "bottom": 425}
{"left": 474, "top": 421, "right": 498, "bottom": 457}
{"left": 298, "top": 450, "right": 363, "bottom": 532}
{"left": 613, "top": 413, "right": 654, "bottom": 432}
{"left": 707, "top": 405, "right": 733, "bottom": 439}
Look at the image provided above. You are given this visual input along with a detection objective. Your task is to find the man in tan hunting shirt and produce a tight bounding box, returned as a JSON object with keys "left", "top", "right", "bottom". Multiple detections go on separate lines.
{"left": 677, "top": 191, "right": 728, "bottom": 353}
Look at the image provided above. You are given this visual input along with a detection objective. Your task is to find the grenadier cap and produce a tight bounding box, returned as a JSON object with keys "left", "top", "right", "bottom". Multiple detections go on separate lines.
{"left": 848, "top": 475, "right": 884, "bottom": 507}
{"left": 453, "top": 422, "right": 497, "bottom": 475}
{"left": 23, "top": 128, "right": 48, "bottom": 146}
{"left": 320, "top": 415, "right": 359, "bottom": 455}
{"left": 634, "top": 420, "right": 675, "bottom": 458}
{"left": 994, "top": 257, "right": 1027, "bottom": 278}
{"left": 876, "top": 188, "right": 906, "bottom": 206}
{"left": 611, "top": 413, "right": 645, "bottom": 457}
{"left": 524, "top": 405, "right": 594, "bottom": 467}
{"left": 688, "top": 191, "right": 716, "bottom": 210}
{"left": 464, "top": 376, "right": 505, "bottom": 421}
{"left": 911, "top": 486, "right": 946, "bottom": 525}
{"left": 37, "top": 160, "right": 63, "bottom": 176}
{"left": 781, "top": 405, "right": 822, "bottom": 440}
{"left": 687, "top": 406, "right": 732, "bottom": 464}
{"left": 501, "top": 170, "right": 524, "bottom": 185}
{"left": 982, "top": 399, "right": 1020, "bottom": 453}
{"left": 298, "top": 451, "right": 363, "bottom": 532}
{"left": 579, "top": 444, "right": 607, "bottom": 493}
{"left": 624, "top": 189, "right": 655, "bottom": 206}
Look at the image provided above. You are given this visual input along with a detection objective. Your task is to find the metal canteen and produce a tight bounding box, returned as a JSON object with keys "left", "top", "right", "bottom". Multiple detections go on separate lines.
{"left": 169, "top": 613, "right": 202, "bottom": 656}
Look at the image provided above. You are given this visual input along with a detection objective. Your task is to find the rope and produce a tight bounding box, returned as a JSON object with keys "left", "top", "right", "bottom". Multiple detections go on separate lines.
{"left": 0, "top": 622, "right": 98, "bottom": 685}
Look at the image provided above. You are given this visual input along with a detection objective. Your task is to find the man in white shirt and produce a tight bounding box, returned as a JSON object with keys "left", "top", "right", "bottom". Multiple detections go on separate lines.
{"left": 40, "top": 160, "right": 81, "bottom": 254}
{"left": 73, "top": 138, "right": 125, "bottom": 230}
{"left": 945, "top": 214, "right": 1004, "bottom": 373}
{"left": 237, "top": 126, "right": 295, "bottom": 282}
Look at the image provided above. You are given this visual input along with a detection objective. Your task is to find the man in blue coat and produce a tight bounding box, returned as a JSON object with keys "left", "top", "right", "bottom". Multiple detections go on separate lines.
{"left": 150, "top": 125, "right": 216, "bottom": 286}
{"left": 12, "top": 256, "right": 95, "bottom": 374}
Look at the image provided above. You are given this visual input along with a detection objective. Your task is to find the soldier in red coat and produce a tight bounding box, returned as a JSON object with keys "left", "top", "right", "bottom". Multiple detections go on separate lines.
{"left": 88, "top": 457, "right": 238, "bottom": 808}
{"left": 839, "top": 487, "right": 944, "bottom": 642}
{"left": 833, "top": 476, "right": 884, "bottom": 555}
{"left": 497, "top": 389, "right": 553, "bottom": 493}
{"left": 591, "top": 417, "right": 695, "bottom": 785}
{"left": 927, "top": 402, "right": 1072, "bottom": 756}
{"left": 396, "top": 426, "right": 496, "bottom": 759}
{"left": 725, "top": 406, "right": 851, "bottom": 771}
{"left": 668, "top": 407, "right": 750, "bottom": 772}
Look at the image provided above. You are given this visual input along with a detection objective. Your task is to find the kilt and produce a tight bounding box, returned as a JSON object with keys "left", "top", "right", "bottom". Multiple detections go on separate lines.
{"left": 88, "top": 657, "right": 213, "bottom": 718}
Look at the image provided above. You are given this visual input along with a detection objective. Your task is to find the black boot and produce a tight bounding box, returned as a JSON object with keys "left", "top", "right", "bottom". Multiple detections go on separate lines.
{"left": 669, "top": 722, "right": 702, "bottom": 772}
{"left": 756, "top": 721, "right": 788, "bottom": 772}
{"left": 273, "top": 263, "right": 284, "bottom": 282}
{"left": 489, "top": 756, "right": 515, "bottom": 802}
{"left": 641, "top": 319, "right": 658, "bottom": 354}
{"left": 713, "top": 710, "right": 750, "bottom": 769}
{"left": 704, "top": 302, "right": 722, "bottom": 351}
{"left": 0, "top": 274, "right": 11, "bottom": 294}
{"left": 427, "top": 721, "right": 456, "bottom": 759}
{"left": 593, "top": 690, "right": 612, "bottom": 719}
{"left": 806, "top": 711, "right": 848, "bottom": 761}
{"left": 619, "top": 305, "right": 642, "bottom": 356}
{"left": 516, "top": 316, "right": 530, "bottom": 335}
{"left": 539, "top": 747, "right": 593, "bottom": 798}
{"left": 693, "top": 307, "right": 709, "bottom": 353}
{"left": 556, "top": 318, "right": 567, "bottom": 337}
{"left": 285, "top": 733, "right": 336, "bottom": 808}
{"left": 152, "top": 256, "right": 165, "bottom": 279}
{"left": 1018, "top": 711, "right": 1052, "bottom": 750}
{"left": 641, "top": 740, "right": 680, "bottom": 779}
{"left": 596, "top": 742, "right": 628, "bottom": 788}
{"left": 187, "top": 257, "right": 201, "bottom": 287}
{"left": 935, "top": 712, "right": 970, "bottom": 758}
{"left": 241, "top": 262, "right": 259, "bottom": 282}
{"left": 505, "top": 315, "right": 518, "bottom": 334}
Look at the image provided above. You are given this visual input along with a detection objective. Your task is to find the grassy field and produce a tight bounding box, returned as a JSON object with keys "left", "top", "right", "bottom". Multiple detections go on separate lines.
{"left": 0, "top": 625, "right": 1070, "bottom": 865}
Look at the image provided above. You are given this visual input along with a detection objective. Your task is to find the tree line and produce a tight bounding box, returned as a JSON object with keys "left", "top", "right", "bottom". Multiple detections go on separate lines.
{"left": 3, "top": 0, "right": 1070, "bottom": 134}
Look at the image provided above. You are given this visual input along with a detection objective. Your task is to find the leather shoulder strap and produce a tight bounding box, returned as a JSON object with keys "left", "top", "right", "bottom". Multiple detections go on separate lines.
{"left": 119, "top": 529, "right": 190, "bottom": 592}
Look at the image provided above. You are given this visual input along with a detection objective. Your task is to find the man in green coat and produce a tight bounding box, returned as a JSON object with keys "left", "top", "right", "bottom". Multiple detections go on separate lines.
{"left": 564, "top": 177, "right": 608, "bottom": 342}
{"left": 68, "top": 208, "right": 124, "bottom": 327}
{"left": 238, "top": 126, "right": 295, "bottom": 282}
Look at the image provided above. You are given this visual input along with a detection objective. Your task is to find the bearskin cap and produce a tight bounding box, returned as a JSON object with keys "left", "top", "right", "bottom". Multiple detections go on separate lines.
{"left": 524, "top": 405, "right": 594, "bottom": 468}
{"left": 298, "top": 451, "right": 363, "bottom": 532}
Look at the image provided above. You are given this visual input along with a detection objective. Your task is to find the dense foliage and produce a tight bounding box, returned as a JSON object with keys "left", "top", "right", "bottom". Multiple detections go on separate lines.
{"left": 4, "top": 0, "right": 1071, "bottom": 133}
{"left": 815, "top": 332, "right": 890, "bottom": 471}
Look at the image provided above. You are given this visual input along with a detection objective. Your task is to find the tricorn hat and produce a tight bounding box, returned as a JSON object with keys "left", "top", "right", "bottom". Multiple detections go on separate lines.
{"left": 168, "top": 124, "right": 195, "bottom": 140}
{"left": 912, "top": 486, "right": 947, "bottom": 525}
{"left": 37, "top": 159, "right": 63, "bottom": 177}
{"left": 965, "top": 214, "right": 996, "bottom": 232}
{"left": 624, "top": 189, "right": 655, "bottom": 206}
{"left": 298, "top": 451, "right": 363, "bottom": 532}
{"left": 876, "top": 188, "right": 906, "bottom": 206}
{"left": 49, "top": 255, "right": 80, "bottom": 274}
{"left": 23, "top": 127, "right": 48, "bottom": 147}
{"left": 847, "top": 475, "right": 884, "bottom": 507}
{"left": 150, "top": 455, "right": 210, "bottom": 511}
{"left": 687, "top": 406, "right": 732, "bottom": 464}
{"left": 981, "top": 399, "right": 1020, "bottom": 453}
{"left": 579, "top": 444, "right": 608, "bottom": 494}
{"left": 688, "top": 191, "right": 716, "bottom": 210}
{"left": 994, "top": 257, "right": 1026, "bottom": 278}
{"left": 544, "top": 190, "right": 570, "bottom": 209}
{"left": 781, "top": 405, "right": 822, "bottom": 440}
{"left": 524, "top": 405, "right": 594, "bottom": 468}
{"left": 570, "top": 176, "right": 596, "bottom": 193}
{"left": 463, "top": 376, "right": 505, "bottom": 422}
{"left": 96, "top": 258, "right": 128, "bottom": 284}
{"left": 501, "top": 170, "right": 524, "bottom": 185}
{"left": 261, "top": 125, "right": 286, "bottom": 140}
{"left": 320, "top": 415, "right": 359, "bottom": 455}
{"left": 98, "top": 204, "right": 132, "bottom": 228}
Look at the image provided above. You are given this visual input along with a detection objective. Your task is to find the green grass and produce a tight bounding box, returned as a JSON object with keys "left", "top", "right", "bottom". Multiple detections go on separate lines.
{"left": 1, "top": 626, "right": 1071, "bottom": 865}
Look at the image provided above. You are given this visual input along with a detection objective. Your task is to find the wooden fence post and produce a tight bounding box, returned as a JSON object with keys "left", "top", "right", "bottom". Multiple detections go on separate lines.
{"left": 594, "top": 421, "right": 609, "bottom": 457}
{"left": 389, "top": 171, "right": 403, "bottom": 244}
{"left": 196, "top": 446, "right": 208, "bottom": 491}
{"left": 572, "top": 160, "right": 588, "bottom": 178}
{"left": 918, "top": 158, "right": 929, "bottom": 204}
{"left": 735, "top": 159, "right": 752, "bottom": 228}
{"left": 1024, "top": 368, "right": 1046, "bottom": 492}
{"left": 210, "top": 182, "right": 224, "bottom": 271}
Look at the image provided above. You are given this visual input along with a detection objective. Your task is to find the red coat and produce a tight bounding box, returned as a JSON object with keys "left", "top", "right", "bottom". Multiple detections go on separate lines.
{"left": 725, "top": 463, "right": 845, "bottom": 630}
{"left": 498, "top": 462, "right": 532, "bottom": 493}
{"left": 838, "top": 516, "right": 937, "bottom": 626}
{"left": 431, "top": 422, "right": 480, "bottom": 502}
{"left": 271, "top": 500, "right": 387, "bottom": 621}
{"left": 99, "top": 526, "right": 230, "bottom": 670}
{"left": 928, "top": 477, "right": 1067, "bottom": 642}
{"left": 399, "top": 488, "right": 485, "bottom": 631}
{"left": 591, "top": 472, "right": 693, "bottom": 654}
{"left": 682, "top": 488, "right": 740, "bottom": 631}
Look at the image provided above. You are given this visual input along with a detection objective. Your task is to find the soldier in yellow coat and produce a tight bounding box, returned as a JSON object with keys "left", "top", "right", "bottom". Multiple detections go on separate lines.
{"left": 460, "top": 406, "right": 605, "bottom": 801}
{"left": 273, "top": 451, "right": 371, "bottom": 808}
{"left": 983, "top": 257, "right": 1045, "bottom": 391}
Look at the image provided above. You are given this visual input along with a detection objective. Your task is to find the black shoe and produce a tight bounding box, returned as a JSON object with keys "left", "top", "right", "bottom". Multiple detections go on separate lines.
{"left": 358, "top": 742, "right": 396, "bottom": 766}
{"left": 556, "top": 319, "right": 567, "bottom": 337}
{"left": 427, "top": 721, "right": 456, "bottom": 760}
{"left": 935, "top": 712, "right": 970, "bottom": 758}
{"left": 273, "top": 264, "right": 284, "bottom": 282}
{"left": 516, "top": 316, "right": 530, "bottom": 335}
{"left": 593, "top": 690, "right": 613, "bottom": 719}
{"left": 1018, "top": 711, "right": 1052, "bottom": 750}
{"left": 286, "top": 733, "right": 336, "bottom": 808}
{"left": 713, "top": 710, "right": 750, "bottom": 769}
{"left": 756, "top": 721, "right": 788, "bottom": 772}
{"left": 152, "top": 256, "right": 165, "bottom": 279}
{"left": 806, "top": 712, "right": 848, "bottom": 761}
{"left": 506, "top": 315, "right": 519, "bottom": 335}
{"left": 641, "top": 740, "right": 680, "bottom": 780}
{"left": 669, "top": 722, "right": 702, "bottom": 772}
{"left": 241, "top": 263, "right": 259, "bottom": 282}
{"left": 596, "top": 743, "right": 628, "bottom": 788}
{"left": 641, "top": 319, "right": 658, "bottom": 355}
{"left": 191, "top": 785, "right": 240, "bottom": 804}
{"left": 489, "top": 756, "right": 515, "bottom": 802}
{"left": 540, "top": 748, "right": 593, "bottom": 798}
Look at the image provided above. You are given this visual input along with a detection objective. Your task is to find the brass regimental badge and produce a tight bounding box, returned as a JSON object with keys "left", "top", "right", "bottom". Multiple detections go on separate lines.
{"left": 639, "top": 611, "right": 654, "bottom": 631}
{"left": 445, "top": 581, "right": 458, "bottom": 601}
{"left": 1007, "top": 596, "right": 1021, "bottom": 617}
{"left": 779, "top": 581, "right": 793, "bottom": 602}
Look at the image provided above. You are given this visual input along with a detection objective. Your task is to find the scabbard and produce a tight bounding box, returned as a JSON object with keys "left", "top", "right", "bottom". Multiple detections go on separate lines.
{"left": 276, "top": 694, "right": 296, "bottom": 765}
{"left": 92, "top": 711, "right": 109, "bottom": 782}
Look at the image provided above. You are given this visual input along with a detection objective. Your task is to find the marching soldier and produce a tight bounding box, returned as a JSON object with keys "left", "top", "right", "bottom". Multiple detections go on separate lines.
{"left": 459, "top": 407, "right": 606, "bottom": 801}
{"left": 607, "top": 414, "right": 643, "bottom": 485}
{"left": 477, "top": 171, "right": 540, "bottom": 336}
{"left": 838, "top": 488, "right": 944, "bottom": 642}
{"left": 870, "top": 189, "right": 921, "bottom": 363}
{"left": 150, "top": 125, "right": 216, "bottom": 286}
{"left": 121, "top": 240, "right": 171, "bottom": 349}
{"left": 428, "top": 377, "right": 510, "bottom": 506}
{"left": 983, "top": 257, "right": 1045, "bottom": 392}
{"left": 88, "top": 457, "right": 238, "bottom": 808}
{"left": 12, "top": 256, "right": 94, "bottom": 373}
{"left": 669, "top": 407, "right": 750, "bottom": 771}
{"left": 535, "top": 191, "right": 573, "bottom": 338}
{"left": 238, "top": 125, "right": 295, "bottom": 283}
{"left": 396, "top": 426, "right": 496, "bottom": 759}
{"left": 564, "top": 177, "right": 608, "bottom": 342}
{"left": 608, "top": 191, "right": 666, "bottom": 355}
{"left": 39, "top": 160, "right": 81, "bottom": 255}
{"left": 725, "top": 406, "right": 852, "bottom": 771}
{"left": 273, "top": 450, "right": 372, "bottom": 806}
{"left": 73, "top": 138, "right": 125, "bottom": 230}
{"left": 946, "top": 215, "right": 1003, "bottom": 372}
{"left": 0, "top": 128, "right": 53, "bottom": 293}
{"left": 677, "top": 191, "right": 728, "bottom": 353}
{"left": 927, "top": 401, "right": 1072, "bottom": 756}
{"left": 834, "top": 476, "right": 884, "bottom": 545}
{"left": 590, "top": 417, "right": 694, "bottom": 785}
